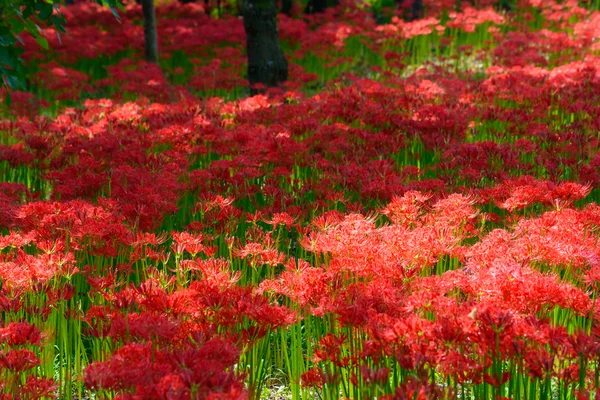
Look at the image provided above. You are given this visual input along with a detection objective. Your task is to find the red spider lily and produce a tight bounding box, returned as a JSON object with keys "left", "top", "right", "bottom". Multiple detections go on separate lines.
{"left": 134, "top": 280, "right": 180, "bottom": 314}
{"left": 234, "top": 241, "right": 285, "bottom": 268}
{"left": 447, "top": 7, "right": 505, "bottom": 32}
{"left": 84, "top": 342, "right": 177, "bottom": 391}
{"left": 584, "top": 266, "right": 600, "bottom": 291}
{"left": 108, "top": 312, "right": 178, "bottom": 343}
{"left": 359, "top": 365, "right": 390, "bottom": 385}
{"left": 150, "top": 374, "right": 189, "bottom": 400}
{"left": 0, "top": 249, "right": 77, "bottom": 290}
{"left": 87, "top": 271, "right": 119, "bottom": 295}
{"left": 567, "top": 330, "right": 600, "bottom": 360}
{"left": 0, "top": 231, "right": 34, "bottom": 250}
{"left": 313, "top": 333, "right": 348, "bottom": 365}
{"left": 258, "top": 258, "right": 329, "bottom": 308}
{"left": 85, "top": 339, "right": 245, "bottom": 399}
{"left": 384, "top": 376, "right": 447, "bottom": 400}
{"left": 0, "top": 348, "right": 39, "bottom": 372}
{"left": 0, "top": 322, "right": 43, "bottom": 347}
{"left": 171, "top": 231, "right": 211, "bottom": 256}
{"left": 15, "top": 200, "right": 131, "bottom": 256}
{"left": 263, "top": 212, "right": 297, "bottom": 229}
{"left": 0, "top": 144, "right": 35, "bottom": 169}
{"left": 182, "top": 258, "right": 241, "bottom": 287}
{"left": 300, "top": 368, "right": 324, "bottom": 388}
{"left": 381, "top": 191, "right": 431, "bottom": 227}
{"left": 18, "top": 376, "right": 58, "bottom": 399}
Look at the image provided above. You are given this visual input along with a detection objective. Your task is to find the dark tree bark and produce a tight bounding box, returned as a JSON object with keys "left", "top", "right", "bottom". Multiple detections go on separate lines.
{"left": 408, "top": 0, "right": 423, "bottom": 21}
{"left": 281, "top": 0, "right": 293, "bottom": 16}
{"left": 243, "top": 0, "right": 288, "bottom": 95}
{"left": 141, "top": 0, "right": 159, "bottom": 63}
{"left": 304, "top": 0, "right": 325, "bottom": 13}
{"left": 304, "top": 0, "right": 337, "bottom": 14}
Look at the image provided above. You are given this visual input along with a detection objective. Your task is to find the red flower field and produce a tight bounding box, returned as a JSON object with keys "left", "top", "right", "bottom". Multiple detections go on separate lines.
{"left": 1, "top": 0, "right": 600, "bottom": 398}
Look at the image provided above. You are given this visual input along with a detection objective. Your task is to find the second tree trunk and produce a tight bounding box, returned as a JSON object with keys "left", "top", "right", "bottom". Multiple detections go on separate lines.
{"left": 243, "top": 0, "right": 288, "bottom": 95}
{"left": 142, "top": 0, "right": 159, "bottom": 63}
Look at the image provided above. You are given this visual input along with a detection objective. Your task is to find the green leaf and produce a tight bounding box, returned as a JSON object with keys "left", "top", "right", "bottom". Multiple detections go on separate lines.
{"left": 0, "top": 48, "right": 18, "bottom": 69}
{"left": 0, "top": 35, "right": 16, "bottom": 46}
{"left": 22, "top": 3, "right": 33, "bottom": 19}
{"left": 52, "top": 15, "right": 66, "bottom": 33}
{"left": 3, "top": 72, "right": 25, "bottom": 90}
{"left": 8, "top": 17, "right": 25, "bottom": 35}
{"left": 36, "top": 2, "right": 54, "bottom": 21}
{"left": 4, "top": 91, "right": 11, "bottom": 108}
{"left": 23, "top": 18, "right": 40, "bottom": 34}
{"left": 35, "top": 35, "right": 49, "bottom": 50}
{"left": 109, "top": 5, "right": 121, "bottom": 22}
{"left": 98, "top": 0, "right": 123, "bottom": 22}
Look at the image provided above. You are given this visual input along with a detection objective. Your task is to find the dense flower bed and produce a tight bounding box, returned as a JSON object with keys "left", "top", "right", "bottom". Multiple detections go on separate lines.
{"left": 1, "top": 0, "right": 600, "bottom": 399}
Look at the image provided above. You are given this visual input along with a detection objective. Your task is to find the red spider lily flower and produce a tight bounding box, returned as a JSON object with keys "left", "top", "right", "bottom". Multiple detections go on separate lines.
{"left": 47, "top": 283, "right": 76, "bottom": 303}
{"left": 568, "top": 330, "right": 600, "bottom": 359}
{"left": 300, "top": 368, "right": 324, "bottom": 388}
{"left": 447, "top": 7, "right": 505, "bottom": 32}
{"left": 84, "top": 342, "right": 174, "bottom": 391}
{"left": 437, "top": 350, "right": 482, "bottom": 385}
{"left": 263, "top": 212, "right": 297, "bottom": 229}
{"left": 523, "top": 348, "right": 554, "bottom": 380}
{"left": 87, "top": 271, "right": 118, "bottom": 295}
{"left": 0, "top": 290, "right": 22, "bottom": 314}
{"left": 258, "top": 258, "right": 328, "bottom": 308}
{"left": 0, "top": 349, "right": 39, "bottom": 372}
{"left": 108, "top": 312, "right": 178, "bottom": 343}
{"left": 381, "top": 191, "right": 431, "bottom": 227}
{"left": 483, "top": 371, "right": 511, "bottom": 387}
{"left": 206, "top": 387, "right": 248, "bottom": 400}
{"left": 0, "top": 232, "right": 34, "bottom": 250}
{"left": 359, "top": 365, "right": 391, "bottom": 385}
{"left": 15, "top": 200, "right": 131, "bottom": 256}
{"left": 0, "top": 322, "right": 43, "bottom": 346}
{"left": 87, "top": 338, "right": 246, "bottom": 398}
{"left": 549, "top": 182, "right": 592, "bottom": 209}
{"left": 154, "top": 374, "right": 189, "bottom": 400}
{"left": 313, "top": 333, "right": 347, "bottom": 364}
{"left": 19, "top": 376, "right": 58, "bottom": 399}
{"left": 387, "top": 376, "right": 447, "bottom": 400}
{"left": 132, "top": 232, "right": 169, "bottom": 248}
{"left": 171, "top": 231, "right": 210, "bottom": 256}
{"left": 234, "top": 241, "right": 285, "bottom": 268}
{"left": 310, "top": 210, "right": 345, "bottom": 232}
{"left": 476, "top": 305, "right": 514, "bottom": 335}
{"left": 83, "top": 307, "right": 114, "bottom": 339}
{"left": 0, "top": 250, "right": 77, "bottom": 290}
{"left": 234, "top": 293, "right": 298, "bottom": 330}
{"left": 584, "top": 266, "right": 600, "bottom": 291}
{"left": 182, "top": 258, "right": 241, "bottom": 287}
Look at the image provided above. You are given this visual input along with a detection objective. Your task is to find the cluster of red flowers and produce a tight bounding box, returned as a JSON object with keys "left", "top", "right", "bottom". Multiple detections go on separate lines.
{"left": 1, "top": 0, "right": 600, "bottom": 399}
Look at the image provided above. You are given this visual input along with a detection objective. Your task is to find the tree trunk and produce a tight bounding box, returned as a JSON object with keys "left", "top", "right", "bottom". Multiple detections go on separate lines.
{"left": 304, "top": 0, "right": 325, "bottom": 13}
{"left": 281, "top": 0, "right": 293, "bottom": 16}
{"left": 408, "top": 0, "right": 423, "bottom": 21}
{"left": 304, "top": 0, "right": 337, "bottom": 14}
{"left": 243, "top": 0, "right": 288, "bottom": 95}
{"left": 142, "top": 0, "right": 159, "bottom": 63}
